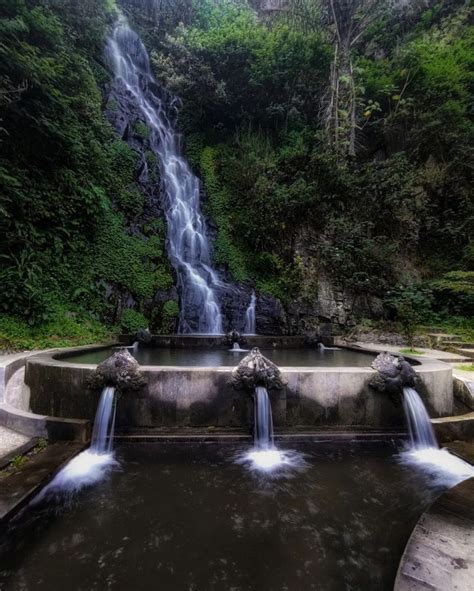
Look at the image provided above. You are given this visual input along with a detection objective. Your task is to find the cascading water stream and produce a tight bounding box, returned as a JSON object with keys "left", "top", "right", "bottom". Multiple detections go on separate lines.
{"left": 90, "top": 386, "right": 117, "bottom": 454}
{"left": 402, "top": 387, "right": 438, "bottom": 450}
{"left": 254, "top": 386, "right": 274, "bottom": 450}
{"left": 106, "top": 19, "right": 223, "bottom": 334}
{"left": 244, "top": 292, "right": 256, "bottom": 335}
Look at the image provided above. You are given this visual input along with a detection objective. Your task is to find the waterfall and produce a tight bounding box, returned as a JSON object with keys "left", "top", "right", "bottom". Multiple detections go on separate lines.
{"left": 402, "top": 387, "right": 438, "bottom": 450}
{"left": 244, "top": 291, "right": 256, "bottom": 335}
{"left": 106, "top": 19, "right": 223, "bottom": 334}
{"left": 254, "top": 386, "right": 274, "bottom": 450}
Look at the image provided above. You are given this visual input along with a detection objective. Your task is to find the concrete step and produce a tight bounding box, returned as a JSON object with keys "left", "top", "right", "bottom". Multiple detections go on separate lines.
{"left": 457, "top": 348, "right": 474, "bottom": 359}
{"left": 114, "top": 428, "right": 406, "bottom": 443}
{"left": 427, "top": 333, "right": 462, "bottom": 342}
{"left": 444, "top": 341, "right": 474, "bottom": 349}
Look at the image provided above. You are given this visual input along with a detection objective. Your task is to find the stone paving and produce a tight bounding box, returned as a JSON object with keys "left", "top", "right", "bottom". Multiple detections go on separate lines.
{"left": 0, "top": 426, "right": 30, "bottom": 458}
{"left": 351, "top": 341, "right": 471, "bottom": 362}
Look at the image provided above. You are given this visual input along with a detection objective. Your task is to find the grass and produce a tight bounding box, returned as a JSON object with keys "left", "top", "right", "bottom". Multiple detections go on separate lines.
{"left": 0, "top": 309, "right": 116, "bottom": 352}
{"left": 455, "top": 364, "right": 474, "bottom": 372}
{"left": 0, "top": 438, "right": 49, "bottom": 481}
{"left": 399, "top": 348, "right": 425, "bottom": 355}
{"left": 422, "top": 317, "right": 474, "bottom": 342}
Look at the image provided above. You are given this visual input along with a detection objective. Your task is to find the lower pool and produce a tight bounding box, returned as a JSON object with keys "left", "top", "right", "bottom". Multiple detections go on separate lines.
{"left": 0, "top": 441, "right": 450, "bottom": 590}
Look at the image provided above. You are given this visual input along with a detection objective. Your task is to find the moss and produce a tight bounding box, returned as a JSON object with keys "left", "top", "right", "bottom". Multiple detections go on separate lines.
{"left": 161, "top": 299, "right": 179, "bottom": 333}
{"left": 133, "top": 120, "right": 150, "bottom": 139}
{"left": 106, "top": 96, "right": 119, "bottom": 112}
{"left": 200, "top": 146, "right": 249, "bottom": 282}
{"left": 93, "top": 207, "right": 173, "bottom": 299}
{"left": 145, "top": 150, "right": 160, "bottom": 183}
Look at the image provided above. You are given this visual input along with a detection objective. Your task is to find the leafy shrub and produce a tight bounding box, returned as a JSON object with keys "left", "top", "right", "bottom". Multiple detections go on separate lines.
{"left": 431, "top": 271, "right": 474, "bottom": 316}
{"left": 0, "top": 309, "right": 113, "bottom": 351}
{"left": 384, "top": 284, "right": 434, "bottom": 348}
{"left": 120, "top": 309, "right": 148, "bottom": 333}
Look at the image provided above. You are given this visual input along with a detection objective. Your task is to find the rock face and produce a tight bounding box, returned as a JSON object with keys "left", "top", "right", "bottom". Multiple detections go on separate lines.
{"left": 256, "top": 294, "right": 287, "bottom": 335}
{"left": 370, "top": 352, "right": 419, "bottom": 402}
{"left": 88, "top": 349, "right": 146, "bottom": 392}
{"left": 232, "top": 347, "right": 286, "bottom": 391}
{"left": 283, "top": 226, "right": 386, "bottom": 336}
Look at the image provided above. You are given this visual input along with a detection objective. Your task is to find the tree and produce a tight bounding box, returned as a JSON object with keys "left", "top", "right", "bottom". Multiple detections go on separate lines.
{"left": 264, "top": 0, "right": 383, "bottom": 156}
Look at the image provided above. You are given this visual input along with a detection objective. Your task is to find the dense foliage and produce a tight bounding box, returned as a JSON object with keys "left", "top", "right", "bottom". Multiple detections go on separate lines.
{"left": 0, "top": 0, "right": 472, "bottom": 347}
{"left": 0, "top": 0, "right": 177, "bottom": 348}
{"left": 131, "top": 0, "right": 472, "bottom": 315}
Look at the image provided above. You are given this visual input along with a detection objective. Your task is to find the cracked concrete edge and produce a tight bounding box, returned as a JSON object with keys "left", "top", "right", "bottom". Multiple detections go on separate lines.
{"left": 394, "top": 476, "right": 474, "bottom": 591}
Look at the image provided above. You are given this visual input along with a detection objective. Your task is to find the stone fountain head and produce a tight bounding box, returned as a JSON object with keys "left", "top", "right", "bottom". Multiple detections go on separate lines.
{"left": 88, "top": 348, "right": 146, "bottom": 393}
{"left": 224, "top": 329, "right": 248, "bottom": 348}
{"left": 136, "top": 328, "right": 152, "bottom": 344}
{"left": 370, "top": 351, "right": 419, "bottom": 403}
{"left": 232, "top": 347, "right": 286, "bottom": 391}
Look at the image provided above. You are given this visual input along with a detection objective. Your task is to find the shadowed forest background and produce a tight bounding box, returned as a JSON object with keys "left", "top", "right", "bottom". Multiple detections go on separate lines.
{"left": 0, "top": 0, "right": 472, "bottom": 348}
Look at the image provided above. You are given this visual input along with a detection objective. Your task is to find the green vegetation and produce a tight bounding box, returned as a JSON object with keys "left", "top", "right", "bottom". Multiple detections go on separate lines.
{"left": 119, "top": 309, "right": 148, "bottom": 333}
{"left": 0, "top": 307, "right": 113, "bottom": 351}
{"left": 0, "top": 0, "right": 176, "bottom": 347}
{"left": 455, "top": 364, "right": 474, "bottom": 372}
{"left": 1, "top": 0, "right": 473, "bottom": 343}
{"left": 9, "top": 455, "right": 27, "bottom": 468}
{"left": 400, "top": 349, "right": 425, "bottom": 356}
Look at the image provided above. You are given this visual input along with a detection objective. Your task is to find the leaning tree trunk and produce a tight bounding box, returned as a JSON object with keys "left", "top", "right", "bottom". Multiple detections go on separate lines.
{"left": 324, "top": 40, "right": 356, "bottom": 157}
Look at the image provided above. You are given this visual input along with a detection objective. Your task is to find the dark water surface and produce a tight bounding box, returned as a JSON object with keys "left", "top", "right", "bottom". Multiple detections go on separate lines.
{"left": 0, "top": 441, "right": 446, "bottom": 591}
{"left": 61, "top": 347, "right": 376, "bottom": 367}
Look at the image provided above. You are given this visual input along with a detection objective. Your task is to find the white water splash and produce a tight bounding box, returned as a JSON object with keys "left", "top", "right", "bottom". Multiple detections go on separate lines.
{"left": 229, "top": 342, "right": 248, "bottom": 352}
{"left": 399, "top": 448, "right": 474, "bottom": 488}
{"left": 236, "top": 386, "right": 308, "bottom": 473}
{"left": 39, "top": 451, "right": 119, "bottom": 496}
{"left": 399, "top": 387, "right": 474, "bottom": 486}
{"left": 236, "top": 448, "right": 308, "bottom": 475}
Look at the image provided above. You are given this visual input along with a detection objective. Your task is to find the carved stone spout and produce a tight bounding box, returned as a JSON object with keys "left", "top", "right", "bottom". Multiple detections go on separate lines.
{"left": 88, "top": 348, "right": 146, "bottom": 392}
{"left": 370, "top": 352, "right": 419, "bottom": 403}
{"left": 224, "top": 329, "right": 248, "bottom": 348}
{"left": 232, "top": 347, "right": 286, "bottom": 391}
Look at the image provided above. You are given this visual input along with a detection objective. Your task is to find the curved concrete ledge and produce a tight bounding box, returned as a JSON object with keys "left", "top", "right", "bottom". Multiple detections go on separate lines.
{"left": 117, "top": 334, "right": 310, "bottom": 349}
{"left": 433, "top": 412, "right": 474, "bottom": 443}
{"left": 0, "top": 345, "right": 112, "bottom": 441}
{"left": 21, "top": 343, "right": 453, "bottom": 431}
{"left": 395, "top": 477, "right": 474, "bottom": 591}
{"left": 454, "top": 375, "right": 474, "bottom": 410}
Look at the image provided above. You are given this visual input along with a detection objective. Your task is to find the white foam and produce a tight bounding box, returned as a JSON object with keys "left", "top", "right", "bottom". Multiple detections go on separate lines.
{"left": 236, "top": 447, "right": 308, "bottom": 475}
{"left": 399, "top": 447, "right": 474, "bottom": 487}
{"left": 36, "top": 451, "right": 118, "bottom": 499}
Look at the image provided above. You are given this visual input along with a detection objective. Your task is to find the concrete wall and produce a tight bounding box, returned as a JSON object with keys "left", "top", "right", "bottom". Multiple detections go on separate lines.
{"left": 24, "top": 351, "right": 453, "bottom": 431}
